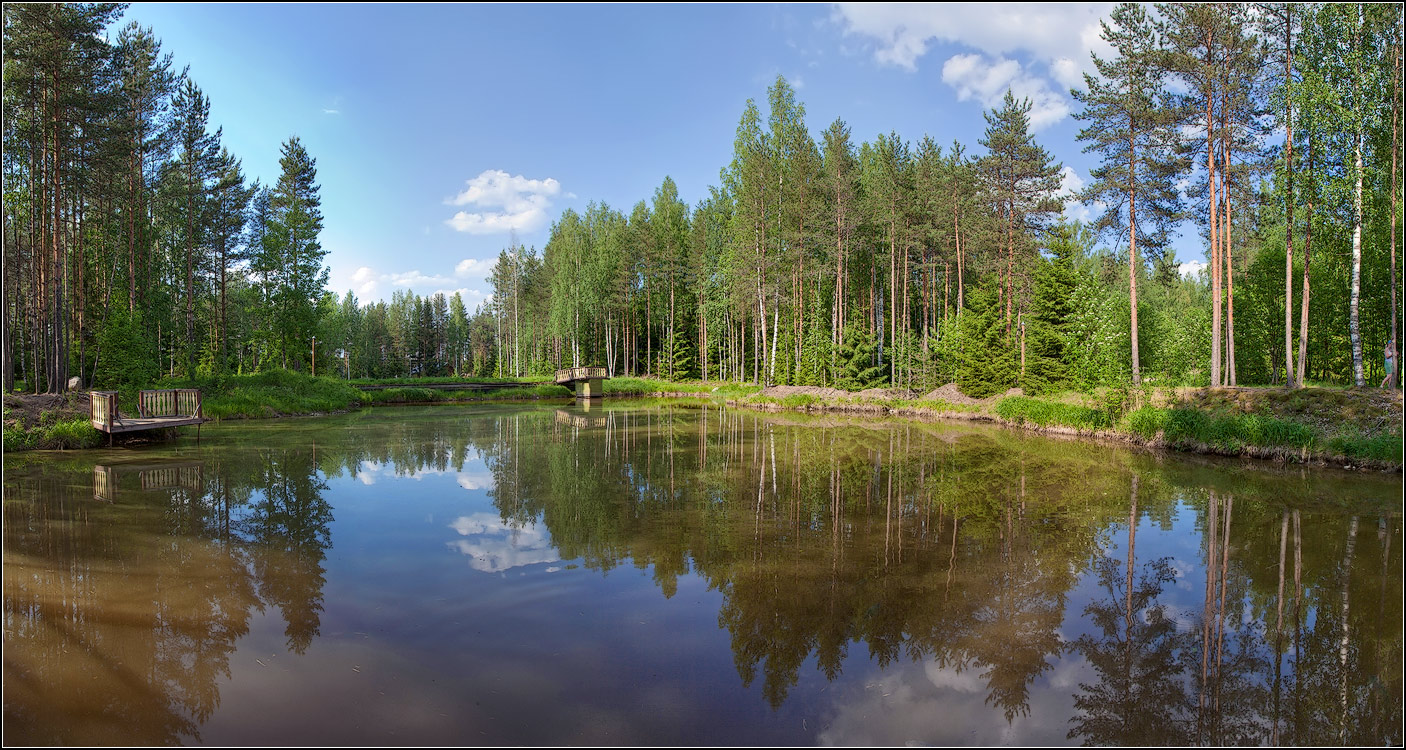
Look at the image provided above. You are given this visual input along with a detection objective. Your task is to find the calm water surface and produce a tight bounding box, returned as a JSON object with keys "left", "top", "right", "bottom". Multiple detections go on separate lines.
{"left": 3, "top": 402, "right": 1401, "bottom": 745}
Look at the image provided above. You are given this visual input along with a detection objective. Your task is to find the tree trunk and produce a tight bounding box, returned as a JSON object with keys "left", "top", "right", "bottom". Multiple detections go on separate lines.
{"left": 1297, "top": 141, "right": 1314, "bottom": 387}
{"left": 1351, "top": 129, "right": 1365, "bottom": 386}
{"left": 1129, "top": 121, "right": 1141, "bottom": 386}
{"left": 1285, "top": 14, "right": 1298, "bottom": 387}
{"left": 1207, "top": 81, "right": 1222, "bottom": 387}
{"left": 1391, "top": 18, "right": 1401, "bottom": 388}
{"left": 1223, "top": 143, "right": 1237, "bottom": 386}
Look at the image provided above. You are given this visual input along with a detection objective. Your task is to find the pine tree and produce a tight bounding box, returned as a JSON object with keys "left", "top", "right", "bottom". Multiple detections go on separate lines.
{"left": 978, "top": 91, "right": 1064, "bottom": 340}
{"left": 1073, "top": 2, "right": 1186, "bottom": 386}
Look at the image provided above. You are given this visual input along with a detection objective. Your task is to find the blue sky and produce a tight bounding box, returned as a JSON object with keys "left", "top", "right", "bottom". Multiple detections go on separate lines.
{"left": 114, "top": 2, "right": 1208, "bottom": 311}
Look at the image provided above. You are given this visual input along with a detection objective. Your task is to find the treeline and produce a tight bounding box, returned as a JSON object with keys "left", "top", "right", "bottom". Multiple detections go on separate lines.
{"left": 3, "top": 3, "right": 327, "bottom": 393}
{"left": 3, "top": 4, "right": 1403, "bottom": 395}
{"left": 457, "top": 2, "right": 1402, "bottom": 393}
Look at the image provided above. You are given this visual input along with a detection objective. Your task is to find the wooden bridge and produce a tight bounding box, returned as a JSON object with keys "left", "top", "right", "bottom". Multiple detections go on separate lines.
{"left": 554, "top": 366, "right": 608, "bottom": 398}
{"left": 90, "top": 389, "right": 207, "bottom": 444}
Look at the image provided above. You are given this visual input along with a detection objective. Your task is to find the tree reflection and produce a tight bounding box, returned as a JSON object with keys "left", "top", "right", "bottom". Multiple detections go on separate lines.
{"left": 1067, "top": 475, "right": 1191, "bottom": 744}
{"left": 235, "top": 445, "right": 334, "bottom": 653}
{"left": 2, "top": 444, "right": 334, "bottom": 744}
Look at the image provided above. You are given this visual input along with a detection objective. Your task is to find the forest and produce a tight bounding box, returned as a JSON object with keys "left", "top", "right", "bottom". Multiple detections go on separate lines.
{"left": 3, "top": 3, "right": 1403, "bottom": 398}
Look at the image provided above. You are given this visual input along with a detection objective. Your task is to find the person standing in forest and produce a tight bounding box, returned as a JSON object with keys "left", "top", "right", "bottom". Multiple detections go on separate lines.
{"left": 1382, "top": 340, "right": 1397, "bottom": 388}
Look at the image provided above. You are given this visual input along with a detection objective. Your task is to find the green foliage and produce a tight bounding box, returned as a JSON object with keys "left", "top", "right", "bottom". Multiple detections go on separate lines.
{"left": 832, "top": 325, "right": 887, "bottom": 390}
{"left": 92, "top": 309, "right": 159, "bottom": 393}
{"left": 1024, "top": 222, "right": 1088, "bottom": 394}
{"left": 954, "top": 281, "right": 1016, "bottom": 398}
{"left": 1064, "top": 265, "right": 1130, "bottom": 390}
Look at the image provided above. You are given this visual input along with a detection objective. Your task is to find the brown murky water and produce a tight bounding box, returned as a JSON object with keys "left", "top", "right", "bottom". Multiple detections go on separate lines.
{"left": 3, "top": 402, "right": 1401, "bottom": 745}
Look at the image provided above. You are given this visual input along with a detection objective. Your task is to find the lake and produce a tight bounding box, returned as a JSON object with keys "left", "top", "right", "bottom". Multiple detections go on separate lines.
{"left": 3, "top": 401, "right": 1400, "bottom": 745}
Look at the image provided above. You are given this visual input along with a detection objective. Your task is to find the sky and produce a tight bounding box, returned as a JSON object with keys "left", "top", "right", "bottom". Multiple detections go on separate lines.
{"left": 113, "top": 2, "right": 1209, "bottom": 311}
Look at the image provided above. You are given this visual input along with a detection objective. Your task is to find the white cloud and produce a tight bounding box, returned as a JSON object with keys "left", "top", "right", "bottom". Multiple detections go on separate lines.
{"left": 456, "top": 472, "right": 495, "bottom": 491}
{"left": 1179, "top": 260, "right": 1207, "bottom": 279}
{"left": 431, "top": 287, "right": 473, "bottom": 301}
{"left": 940, "top": 54, "right": 1069, "bottom": 131}
{"left": 1056, "top": 165, "right": 1095, "bottom": 223}
{"left": 351, "top": 266, "right": 380, "bottom": 300}
{"left": 833, "top": 3, "right": 1115, "bottom": 130}
{"left": 833, "top": 3, "right": 1114, "bottom": 76}
{"left": 341, "top": 264, "right": 490, "bottom": 303}
{"left": 389, "top": 270, "right": 456, "bottom": 288}
{"left": 1050, "top": 57, "right": 1083, "bottom": 91}
{"left": 444, "top": 169, "right": 562, "bottom": 235}
{"left": 322, "top": 108, "right": 340, "bottom": 115}
{"left": 454, "top": 257, "right": 495, "bottom": 279}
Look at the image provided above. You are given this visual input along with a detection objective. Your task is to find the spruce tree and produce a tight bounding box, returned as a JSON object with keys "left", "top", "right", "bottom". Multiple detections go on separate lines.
{"left": 267, "top": 136, "right": 328, "bottom": 370}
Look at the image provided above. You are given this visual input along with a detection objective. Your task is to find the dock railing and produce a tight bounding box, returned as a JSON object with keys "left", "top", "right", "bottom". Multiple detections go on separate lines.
{"left": 90, "top": 391, "right": 118, "bottom": 432}
{"left": 138, "top": 388, "right": 203, "bottom": 419}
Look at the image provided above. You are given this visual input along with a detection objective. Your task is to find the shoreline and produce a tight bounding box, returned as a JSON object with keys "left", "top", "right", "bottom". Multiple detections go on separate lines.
{"left": 4, "top": 378, "right": 1401, "bottom": 472}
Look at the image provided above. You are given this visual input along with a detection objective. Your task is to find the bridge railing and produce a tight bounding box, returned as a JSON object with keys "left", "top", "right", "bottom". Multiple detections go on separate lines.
{"left": 554, "top": 366, "right": 608, "bottom": 385}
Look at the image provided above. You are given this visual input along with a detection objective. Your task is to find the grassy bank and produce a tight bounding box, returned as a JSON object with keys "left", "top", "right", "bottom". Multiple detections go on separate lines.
{"left": 728, "top": 385, "right": 1401, "bottom": 470}
{"left": 3, "top": 391, "right": 106, "bottom": 451}
{"left": 159, "top": 370, "right": 372, "bottom": 419}
{"left": 363, "top": 383, "right": 571, "bottom": 403}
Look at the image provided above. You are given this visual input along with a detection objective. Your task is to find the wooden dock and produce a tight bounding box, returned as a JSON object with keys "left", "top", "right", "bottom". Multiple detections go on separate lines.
{"left": 91, "top": 389, "right": 207, "bottom": 443}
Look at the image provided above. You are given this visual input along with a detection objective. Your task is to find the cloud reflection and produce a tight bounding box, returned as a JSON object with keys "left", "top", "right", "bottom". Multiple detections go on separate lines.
{"left": 818, "top": 656, "right": 1088, "bottom": 746}
{"left": 446, "top": 513, "right": 559, "bottom": 573}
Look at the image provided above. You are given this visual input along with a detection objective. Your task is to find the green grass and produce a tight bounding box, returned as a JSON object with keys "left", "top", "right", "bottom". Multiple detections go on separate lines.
{"left": 2, "top": 415, "right": 104, "bottom": 451}
{"left": 159, "top": 370, "right": 371, "bottom": 419}
{"left": 1158, "top": 408, "right": 1316, "bottom": 454}
{"left": 604, "top": 377, "right": 761, "bottom": 399}
{"left": 1120, "top": 402, "right": 1401, "bottom": 465}
{"left": 348, "top": 375, "right": 544, "bottom": 386}
{"left": 995, "top": 395, "right": 1113, "bottom": 431}
{"left": 363, "top": 384, "right": 571, "bottom": 403}
{"left": 1327, "top": 431, "right": 1404, "bottom": 464}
